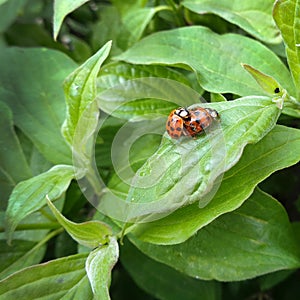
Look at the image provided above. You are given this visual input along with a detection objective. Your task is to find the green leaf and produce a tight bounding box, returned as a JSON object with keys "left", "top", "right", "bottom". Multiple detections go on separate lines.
{"left": 242, "top": 63, "right": 284, "bottom": 96}
{"left": 0, "top": 229, "right": 60, "bottom": 280}
{"left": 5, "top": 165, "right": 75, "bottom": 243}
{"left": 242, "top": 64, "right": 300, "bottom": 114}
{"left": 90, "top": 6, "right": 122, "bottom": 55}
{"left": 53, "top": 0, "right": 90, "bottom": 40}
{"left": 121, "top": 240, "right": 222, "bottom": 300}
{"left": 111, "top": 0, "right": 147, "bottom": 15}
{"left": 131, "top": 189, "right": 300, "bottom": 281}
{"left": 86, "top": 237, "right": 119, "bottom": 300}
{"left": 97, "top": 62, "right": 193, "bottom": 93}
{"left": 97, "top": 67, "right": 198, "bottom": 120}
{"left": 118, "top": 6, "right": 167, "bottom": 49}
{"left": 0, "top": 48, "right": 76, "bottom": 164}
{"left": 0, "top": 240, "right": 44, "bottom": 280}
{"left": 46, "top": 197, "right": 113, "bottom": 248}
{"left": 210, "top": 93, "right": 227, "bottom": 102}
{"left": 114, "top": 97, "right": 280, "bottom": 223}
{"left": 116, "top": 26, "right": 295, "bottom": 97}
{"left": 0, "top": 102, "right": 32, "bottom": 206}
{"left": 0, "top": 0, "right": 27, "bottom": 33}
{"left": 273, "top": 0, "right": 300, "bottom": 98}
{"left": 182, "top": 0, "right": 280, "bottom": 43}
{"left": 0, "top": 253, "right": 93, "bottom": 299}
{"left": 62, "top": 41, "right": 112, "bottom": 145}
{"left": 131, "top": 125, "right": 300, "bottom": 244}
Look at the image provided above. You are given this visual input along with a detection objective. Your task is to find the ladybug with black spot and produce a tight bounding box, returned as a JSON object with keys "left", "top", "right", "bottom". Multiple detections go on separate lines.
{"left": 166, "top": 106, "right": 219, "bottom": 139}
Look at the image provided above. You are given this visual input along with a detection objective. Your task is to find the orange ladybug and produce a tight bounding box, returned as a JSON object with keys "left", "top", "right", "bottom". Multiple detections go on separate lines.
{"left": 166, "top": 107, "right": 219, "bottom": 139}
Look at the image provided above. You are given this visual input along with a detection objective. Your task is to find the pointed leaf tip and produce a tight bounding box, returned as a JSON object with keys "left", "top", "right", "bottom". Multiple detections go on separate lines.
{"left": 46, "top": 196, "right": 113, "bottom": 248}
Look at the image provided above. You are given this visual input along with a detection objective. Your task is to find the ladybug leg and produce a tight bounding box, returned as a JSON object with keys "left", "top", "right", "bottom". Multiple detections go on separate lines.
{"left": 182, "top": 126, "right": 190, "bottom": 136}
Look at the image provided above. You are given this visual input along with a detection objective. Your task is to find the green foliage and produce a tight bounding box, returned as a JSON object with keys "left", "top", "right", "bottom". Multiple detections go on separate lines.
{"left": 0, "top": 0, "right": 300, "bottom": 299}
{"left": 182, "top": 0, "right": 280, "bottom": 43}
{"left": 86, "top": 238, "right": 119, "bottom": 300}
{"left": 46, "top": 197, "right": 113, "bottom": 248}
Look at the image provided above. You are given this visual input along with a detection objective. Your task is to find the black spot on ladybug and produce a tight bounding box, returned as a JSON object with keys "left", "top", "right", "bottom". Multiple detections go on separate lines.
{"left": 176, "top": 127, "right": 182, "bottom": 131}
{"left": 167, "top": 121, "right": 170, "bottom": 126}
{"left": 274, "top": 87, "right": 280, "bottom": 93}
{"left": 170, "top": 127, "right": 175, "bottom": 131}
{"left": 173, "top": 134, "right": 179, "bottom": 138}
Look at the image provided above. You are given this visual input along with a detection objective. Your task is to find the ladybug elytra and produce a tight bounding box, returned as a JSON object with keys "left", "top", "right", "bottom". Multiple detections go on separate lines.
{"left": 166, "top": 107, "right": 219, "bottom": 139}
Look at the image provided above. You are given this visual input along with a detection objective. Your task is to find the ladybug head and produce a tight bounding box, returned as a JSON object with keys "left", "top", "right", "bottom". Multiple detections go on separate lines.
{"left": 175, "top": 107, "right": 190, "bottom": 120}
{"left": 205, "top": 108, "right": 219, "bottom": 119}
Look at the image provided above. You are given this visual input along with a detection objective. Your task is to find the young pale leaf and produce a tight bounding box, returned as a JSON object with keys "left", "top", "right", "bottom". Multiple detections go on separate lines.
{"left": 86, "top": 237, "right": 119, "bottom": 300}
{"left": 273, "top": 0, "right": 300, "bottom": 98}
{"left": 241, "top": 64, "right": 289, "bottom": 109}
{"left": 121, "top": 240, "right": 222, "bottom": 300}
{"left": 0, "top": 253, "right": 92, "bottom": 299}
{"left": 5, "top": 165, "right": 74, "bottom": 243}
{"left": 62, "top": 41, "right": 112, "bottom": 145}
{"left": 131, "top": 125, "right": 300, "bottom": 244}
{"left": 0, "top": 48, "right": 76, "bottom": 164}
{"left": 117, "top": 97, "right": 280, "bottom": 223}
{"left": 131, "top": 189, "right": 300, "bottom": 281}
{"left": 46, "top": 197, "right": 113, "bottom": 248}
{"left": 0, "top": 103, "right": 32, "bottom": 204}
{"left": 116, "top": 26, "right": 295, "bottom": 97}
{"left": 242, "top": 64, "right": 284, "bottom": 96}
{"left": 53, "top": 0, "right": 90, "bottom": 40}
{"left": 182, "top": 0, "right": 280, "bottom": 43}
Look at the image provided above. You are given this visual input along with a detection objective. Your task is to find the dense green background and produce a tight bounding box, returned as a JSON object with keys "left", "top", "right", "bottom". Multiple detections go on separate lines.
{"left": 0, "top": 0, "right": 300, "bottom": 299}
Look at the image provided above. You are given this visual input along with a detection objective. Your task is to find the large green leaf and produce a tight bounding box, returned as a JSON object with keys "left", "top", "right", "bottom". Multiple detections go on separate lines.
{"left": 273, "top": 0, "right": 300, "bottom": 98}
{"left": 121, "top": 240, "right": 222, "bottom": 300}
{"left": 131, "top": 189, "right": 300, "bottom": 281}
{"left": 131, "top": 125, "right": 300, "bottom": 244}
{"left": 0, "top": 102, "right": 32, "bottom": 207}
{"left": 62, "top": 41, "right": 111, "bottom": 145}
{"left": 46, "top": 197, "right": 113, "bottom": 248}
{"left": 0, "top": 48, "right": 76, "bottom": 164}
{"left": 116, "top": 26, "right": 295, "bottom": 96}
{"left": 86, "top": 238, "right": 119, "bottom": 300}
{"left": 102, "top": 97, "right": 280, "bottom": 223}
{"left": 182, "top": 0, "right": 280, "bottom": 43}
{"left": 0, "top": 253, "right": 92, "bottom": 299}
{"left": 5, "top": 165, "right": 75, "bottom": 243}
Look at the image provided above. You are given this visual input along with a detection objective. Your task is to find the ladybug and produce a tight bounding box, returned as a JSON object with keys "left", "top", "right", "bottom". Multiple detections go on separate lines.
{"left": 166, "top": 107, "right": 219, "bottom": 139}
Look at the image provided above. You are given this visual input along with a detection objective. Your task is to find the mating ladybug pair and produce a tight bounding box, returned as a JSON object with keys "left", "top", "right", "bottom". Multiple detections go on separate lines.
{"left": 166, "top": 107, "right": 219, "bottom": 139}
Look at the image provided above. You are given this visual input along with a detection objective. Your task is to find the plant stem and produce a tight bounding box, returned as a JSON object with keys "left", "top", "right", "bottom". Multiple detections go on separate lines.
{"left": 0, "top": 222, "right": 61, "bottom": 232}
